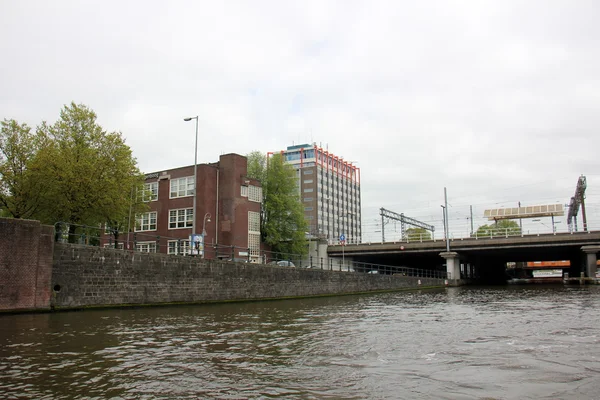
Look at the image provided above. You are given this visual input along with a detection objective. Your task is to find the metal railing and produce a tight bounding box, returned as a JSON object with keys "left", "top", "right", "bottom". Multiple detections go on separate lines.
{"left": 52, "top": 222, "right": 320, "bottom": 266}
{"left": 358, "top": 224, "right": 599, "bottom": 246}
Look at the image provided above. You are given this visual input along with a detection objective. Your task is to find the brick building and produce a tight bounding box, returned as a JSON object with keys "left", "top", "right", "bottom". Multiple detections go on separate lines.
{"left": 117, "top": 153, "right": 263, "bottom": 261}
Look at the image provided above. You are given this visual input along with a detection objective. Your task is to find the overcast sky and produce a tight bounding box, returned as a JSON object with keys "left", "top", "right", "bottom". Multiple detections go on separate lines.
{"left": 2, "top": 0, "right": 600, "bottom": 242}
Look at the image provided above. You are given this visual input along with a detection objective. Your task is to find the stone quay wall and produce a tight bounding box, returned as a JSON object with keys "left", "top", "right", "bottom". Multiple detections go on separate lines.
{"left": 0, "top": 218, "right": 54, "bottom": 312}
{"left": 0, "top": 218, "right": 446, "bottom": 313}
{"left": 51, "top": 244, "right": 444, "bottom": 309}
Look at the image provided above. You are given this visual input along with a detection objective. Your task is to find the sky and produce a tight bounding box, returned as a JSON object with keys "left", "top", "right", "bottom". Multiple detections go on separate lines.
{"left": 2, "top": 0, "right": 600, "bottom": 242}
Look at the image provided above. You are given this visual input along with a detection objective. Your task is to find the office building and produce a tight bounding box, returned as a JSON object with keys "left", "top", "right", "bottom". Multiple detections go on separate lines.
{"left": 277, "top": 143, "right": 361, "bottom": 244}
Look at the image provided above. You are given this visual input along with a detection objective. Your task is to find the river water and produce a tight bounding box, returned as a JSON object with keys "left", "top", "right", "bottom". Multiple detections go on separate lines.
{"left": 1, "top": 285, "right": 600, "bottom": 399}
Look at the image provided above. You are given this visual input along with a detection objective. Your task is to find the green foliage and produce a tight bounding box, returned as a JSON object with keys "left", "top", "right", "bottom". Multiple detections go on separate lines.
{"left": 475, "top": 219, "right": 521, "bottom": 237}
{"left": 0, "top": 119, "right": 46, "bottom": 218}
{"left": 405, "top": 227, "right": 432, "bottom": 241}
{"left": 246, "top": 150, "right": 267, "bottom": 183}
{"left": 1, "top": 102, "right": 146, "bottom": 242}
{"left": 261, "top": 153, "right": 308, "bottom": 256}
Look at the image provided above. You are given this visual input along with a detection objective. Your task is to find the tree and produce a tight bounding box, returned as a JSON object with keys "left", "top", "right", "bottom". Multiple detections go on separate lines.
{"left": 248, "top": 151, "right": 308, "bottom": 257}
{"left": 405, "top": 227, "right": 432, "bottom": 241}
{"left": 34, "top": 102, "right": 147, "bottom": 242}
{"left": 475, "top": 219, "right": 521, "bottom": 237}
{"left": 0, "top": 119, "right": 47, "bottom": 219}
{"left": 103, "top": 182, "right": 150, "bottom": 247}
{"left": 246, "top": 150, "right": 267, "bottom": 183}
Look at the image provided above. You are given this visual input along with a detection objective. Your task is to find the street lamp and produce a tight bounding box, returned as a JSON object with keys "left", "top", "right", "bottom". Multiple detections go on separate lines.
{"left": 442, "top": 187, "right": 450, "bottom": 252}
{"left": 202, "top": 212, "right": 211, "bottom": 258}
{"left": 441, "top": 204, "right": 449, "bottom": 252}
{"left": 441, "top": 205, "right": 446, "bottom": 238}
{"left": 183, "top": 116, "right": 199, "bottom": 251}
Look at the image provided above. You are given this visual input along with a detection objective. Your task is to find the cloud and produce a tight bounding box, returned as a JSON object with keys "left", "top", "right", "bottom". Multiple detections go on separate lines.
{"left": 2, "top": 0, "right": 600, "bottom": 242}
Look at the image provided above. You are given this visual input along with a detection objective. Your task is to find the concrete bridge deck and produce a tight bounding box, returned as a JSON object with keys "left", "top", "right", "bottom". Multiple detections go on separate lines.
{"left": 328, "top": 231, "right": 600, "bottom": 282}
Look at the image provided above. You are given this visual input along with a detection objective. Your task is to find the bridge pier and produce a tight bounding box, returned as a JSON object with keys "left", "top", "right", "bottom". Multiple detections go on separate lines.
{"left": 581, "top": 245, "right": 600, "bottom": 278}
{"left": 440, "top": 251, "right": 460, "bottom": 281}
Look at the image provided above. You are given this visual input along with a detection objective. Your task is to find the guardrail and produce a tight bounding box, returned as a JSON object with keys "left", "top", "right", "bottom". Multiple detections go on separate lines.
{"left": 356, "top": 225, "right": 600, "bottom": 246}
{"left": 52, "top": 222, "right": 446, "bottom": 278}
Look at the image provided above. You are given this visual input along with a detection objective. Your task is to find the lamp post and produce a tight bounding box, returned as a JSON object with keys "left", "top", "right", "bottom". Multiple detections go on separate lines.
{"left": 441, "top": 205, "right": 446, "bottom": 239}
{"left": 184, "top": 116, "right": 199, "bottom": 252}
{"left": 441, "top": 204, "right": 449, "bottom": 252}
{"left": 202, "top": 212, "right": 211, "bottom": 258}
{"left": 443, "top": 187, "right": 449, "bottom": 252}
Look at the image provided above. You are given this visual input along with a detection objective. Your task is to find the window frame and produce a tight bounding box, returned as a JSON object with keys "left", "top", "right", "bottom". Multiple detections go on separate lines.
{"left": 168, "top": 239, "right": 191, "bottom": 255}
{"left": 170, "top": 176, "right": 195, "bottom": 199}
{"left": 136, "top": 241, "right": 157, "bottom": 253}
{"left": 135, "top": 212, "right": 157, "bottom": 232}
{"left": 169, "top": 208, "right": 194, "bottom": 230}
{"left": 142, "top": 181, "right": 159, "bottom": 202}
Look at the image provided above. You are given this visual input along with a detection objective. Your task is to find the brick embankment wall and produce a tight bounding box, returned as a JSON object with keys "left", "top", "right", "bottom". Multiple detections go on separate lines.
{"left": 0, "top": 219, "right": 54, "bottom": 312}
{"left": 52, "top": 243, "right": 445, "bottom": 309}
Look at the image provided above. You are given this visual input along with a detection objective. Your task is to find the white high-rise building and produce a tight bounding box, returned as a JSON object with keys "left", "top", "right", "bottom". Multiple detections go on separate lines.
{"left": 277, "top": 143, "right": 362, "bottom": 244}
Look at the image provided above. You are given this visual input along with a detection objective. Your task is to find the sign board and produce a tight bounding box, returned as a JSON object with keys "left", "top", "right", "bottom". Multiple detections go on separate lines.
{"left": 339, "top": 234, "right": 346, "bottom": 242}
{"left": 239, "top": 251, "right": 248, "bottom": 256}
{"left": 190, "top": 234, "right": 204, "bottom": 256}
{"left": 484, "top": 204, "right": 564, "bottom": 221}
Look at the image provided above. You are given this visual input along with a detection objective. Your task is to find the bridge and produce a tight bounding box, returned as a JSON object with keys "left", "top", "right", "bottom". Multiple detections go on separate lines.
{"left": 327, "top": 231, "right": 600, "bottom": 283}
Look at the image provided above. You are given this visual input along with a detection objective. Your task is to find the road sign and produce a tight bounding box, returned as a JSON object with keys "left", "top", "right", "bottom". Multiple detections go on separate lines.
{"left": 339, "top": 234, "right": 346, "bottom": 242}
{"left": 190, "top": 234, "right": 204, "bottom": 256}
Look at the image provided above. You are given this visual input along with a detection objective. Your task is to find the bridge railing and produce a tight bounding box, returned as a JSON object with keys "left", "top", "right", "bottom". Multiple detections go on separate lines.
{"left": 53, "top": 221, "right": 308, "bottom": 264}
{"left": 360, "top": 223, "right": 598, "bottom": 245}
{"left": 348, "top": 260, "right": 447, "bottom": 279}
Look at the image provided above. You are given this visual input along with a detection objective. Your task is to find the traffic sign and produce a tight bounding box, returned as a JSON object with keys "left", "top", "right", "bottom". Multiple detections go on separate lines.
{"left": 339, "top": 234, "right": 346, "bottom": 241}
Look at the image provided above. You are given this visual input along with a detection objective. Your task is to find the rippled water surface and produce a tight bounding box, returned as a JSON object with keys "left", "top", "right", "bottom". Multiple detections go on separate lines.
{"left": 2, "top": 285, "right": 600, "bottom": 399}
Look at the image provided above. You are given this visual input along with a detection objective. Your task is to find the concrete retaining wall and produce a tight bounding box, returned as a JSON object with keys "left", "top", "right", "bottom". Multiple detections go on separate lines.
{"left": 52, "top": 243, "right": 444, "bottom": 309}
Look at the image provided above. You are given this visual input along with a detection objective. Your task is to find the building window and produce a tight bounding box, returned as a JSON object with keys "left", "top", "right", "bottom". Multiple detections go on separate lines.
{"left": 248, "top": 185, "right": 262, "bottom": 203}
{"left": 136, "top": 241, "right": 157, "bottom": 253}
{"left": 305, "top": 207, "right": 313, "bottom": 211}
{"left": 303, "top": 169, "right": 313, "bottom": 174}
{"left": 241, "top": 185, "right": 248, "bottom": 197}
{"left": 136, "top": 212, "right": 157, "bottom": 231}
{"left": 169, "top": 208, "right": 193, "bottom": 229}
{"left": 248, "top": 233, "right": 261, "bottom": 257}
{"left": 303, "top": 197, "right": 313, "bottom": 202}
{"left": 104, "top": 223, "right": 119, "bottom": 236}
{"left": 142, "top": 182, "right": 158, "bottom": 202}
{"left": 168, "top": 240, "right": 191, "bottom": 255}
{"left": 170, "top": 176, "right": 195, "bottom": 198}
{"left": 304, "top": 179, "right": 313, "bottom": 184}
{"left": 248, "top": 211, "right": 260, "bottom": 233}
{"left": 248, "top": 211, "right": 261, "bottom": 258}
{"left": 304, "top": 188, "right": 313, "bottom": 193}
{"left": 103, "top": 243, "right": 124, "bottom": 250}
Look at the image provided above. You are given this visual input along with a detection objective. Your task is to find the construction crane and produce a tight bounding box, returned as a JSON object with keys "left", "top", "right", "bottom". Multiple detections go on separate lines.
{"left": 567, "top": 175, "right": 587, "bottom": 232}
{"left": 379, "top": 207, "right": 435, "bottom": 242}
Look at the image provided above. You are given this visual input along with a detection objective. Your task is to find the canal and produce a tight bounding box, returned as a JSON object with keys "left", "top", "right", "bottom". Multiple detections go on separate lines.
{"left": 1, "top": 285, "right": 599, "bottom": 399}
